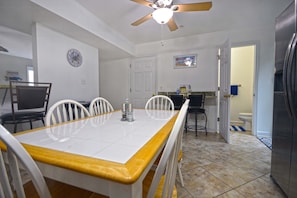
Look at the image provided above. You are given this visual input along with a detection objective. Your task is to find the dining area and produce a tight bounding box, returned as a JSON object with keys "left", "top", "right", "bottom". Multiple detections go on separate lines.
{"left": 0, "top": 82, "right": 190, "bottom": 198}
{"left": 0, "top": 80, "right": 288, "bottom": 198}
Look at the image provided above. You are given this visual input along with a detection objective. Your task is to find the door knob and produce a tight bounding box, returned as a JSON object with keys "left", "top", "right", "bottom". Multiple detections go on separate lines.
{"left": 224, "top": 94, "right": 231, "bottom": 98}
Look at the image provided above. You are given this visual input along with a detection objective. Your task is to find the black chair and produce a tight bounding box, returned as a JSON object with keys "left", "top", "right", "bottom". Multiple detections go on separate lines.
{"left": 0, "top": 81, "right": 52, "bottom": 133}
{"left": 186, "top": 94, "right": 207, "bottom": 136}
{"left": 170, "top": 95, "right": 184, "bottom": 110}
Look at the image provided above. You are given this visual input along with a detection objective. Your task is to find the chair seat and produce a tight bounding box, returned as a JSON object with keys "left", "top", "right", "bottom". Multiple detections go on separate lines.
{"left": 188, "top": 107, "right": 205, "bottom": 113}
{"left": 1, "top": 111, "right": 44, "bottom": 123}
{"left": 143, "top": 170, "right": 177, "bottom": 198}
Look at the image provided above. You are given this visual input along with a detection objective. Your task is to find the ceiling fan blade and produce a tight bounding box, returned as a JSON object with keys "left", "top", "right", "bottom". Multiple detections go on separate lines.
{"left": 131, "top": 13, "right": 153, "bottom": 26}
{"left": 174, "top": 2, "right": 212, "bottom": 12}
{"left": 167, "top": 18, "right": 178, "bottom": 31}
{"left": 130, "top": 0, "right": 152, "bottom": 7}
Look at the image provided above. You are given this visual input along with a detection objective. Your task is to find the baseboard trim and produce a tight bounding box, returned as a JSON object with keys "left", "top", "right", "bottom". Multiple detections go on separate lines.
{"left": 230, "top": 120, "right": 243, "bottom": 125}
{"left": 257, "top": 130, "right": 271, "bottom": 137}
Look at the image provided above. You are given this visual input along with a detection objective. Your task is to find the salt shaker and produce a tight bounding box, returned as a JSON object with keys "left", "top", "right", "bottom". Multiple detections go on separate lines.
{"left": 127, "top": 103, "right": 133, "bottom": 122}
{"left": 121, "top": 103, "right": 127, "bottom": 121}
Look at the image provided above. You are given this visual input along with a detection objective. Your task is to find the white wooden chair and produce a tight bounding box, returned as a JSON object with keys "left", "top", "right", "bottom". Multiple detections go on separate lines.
{"left": 145, "top": 95, "right": 174, "bottom": 110}
{"left": 143, "top": 99, "right": 189, "bottom": 197}
{"left": 147, "top": 95, "right": 185, "bottom": 187}
{"left": 89, "top": 97, "right": 114, "bottom": 116}
{"left": 45, "top": 99, "right": 90, "bottom": 126}
{"left": 0, "top": 124, "right": 51, "bottom": 198}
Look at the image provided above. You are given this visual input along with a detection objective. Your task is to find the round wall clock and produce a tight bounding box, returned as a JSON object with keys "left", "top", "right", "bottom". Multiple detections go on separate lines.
{"left": 67, "top": 48, "right": 83, "bottom": 67}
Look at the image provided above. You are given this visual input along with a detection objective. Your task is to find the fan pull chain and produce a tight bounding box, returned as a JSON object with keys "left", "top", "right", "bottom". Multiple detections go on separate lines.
{"left": 160, "top": 24, "right": 165, "bottom": 47}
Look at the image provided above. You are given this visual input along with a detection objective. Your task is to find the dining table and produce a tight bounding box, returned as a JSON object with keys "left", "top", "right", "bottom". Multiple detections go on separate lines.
{"left": 9, "top": 109, "right": 178, "bottom": 198}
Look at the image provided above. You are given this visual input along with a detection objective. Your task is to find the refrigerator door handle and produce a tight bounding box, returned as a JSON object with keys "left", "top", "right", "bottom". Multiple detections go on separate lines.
{"left": 283, "top": 33, "right": 295, "bottom": 117}
{"left": 286, "top": 33, "right": 297, "bottom": 119}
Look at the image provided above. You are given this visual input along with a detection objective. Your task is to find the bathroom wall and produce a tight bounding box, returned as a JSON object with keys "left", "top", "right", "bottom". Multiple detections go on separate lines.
{"left": 230, "top": 45, "right": 255, "bottom": 123}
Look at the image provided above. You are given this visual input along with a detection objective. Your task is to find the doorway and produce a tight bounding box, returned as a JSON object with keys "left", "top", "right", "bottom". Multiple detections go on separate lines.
{"left": 230, "top": 45, "right": 256, "bottom": 135}
{"left": 217, "top": 43, "right": 257, "bottom": 141}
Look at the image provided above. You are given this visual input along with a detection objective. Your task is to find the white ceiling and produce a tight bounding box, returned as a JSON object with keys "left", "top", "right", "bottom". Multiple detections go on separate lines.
{"left": 0, "top": 0, "right": 292, "bottom": 60}
{"left": 76, "top": 0, "right": 292, "bottom": 44}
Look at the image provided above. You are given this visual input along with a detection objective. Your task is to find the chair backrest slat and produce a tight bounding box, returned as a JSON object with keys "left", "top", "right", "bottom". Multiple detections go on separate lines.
{"left": 145, "top": 95, "right": 174, "bottom": 111}
{"left": 0, "top": 151, "right": 13, "bottom": 197}
{"left": 89, "top": 97, "right": 114, "bottom": 116}
{"left": 0, "top": 125, "right": 51, "bottom": 198}
{"left": 45, "top": 99, "right": 90, "bottom": 126}
{"left": 8, "top": 148, "right": 26, "bottom": 197}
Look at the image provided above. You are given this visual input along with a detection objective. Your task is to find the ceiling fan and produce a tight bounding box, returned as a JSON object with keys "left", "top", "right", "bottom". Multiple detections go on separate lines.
{"left": 131, "top": 0, "right": 212, "bottom": 31}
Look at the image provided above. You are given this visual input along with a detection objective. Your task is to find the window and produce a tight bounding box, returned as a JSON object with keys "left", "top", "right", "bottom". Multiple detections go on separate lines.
{"left": 27, "top": 66, "right": 34, "bottom": 82}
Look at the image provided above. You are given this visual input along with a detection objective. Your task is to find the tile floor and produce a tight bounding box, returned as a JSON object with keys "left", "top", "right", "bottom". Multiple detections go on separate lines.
{"left": 176, "top": 131, "right": 287, "bottom": 198}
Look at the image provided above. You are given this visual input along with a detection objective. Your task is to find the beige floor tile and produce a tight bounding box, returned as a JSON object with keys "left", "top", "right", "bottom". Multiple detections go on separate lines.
{"left": 216, "top": 190, "right": 245, "bottom": 198}
{"left": 234, "top": 174, "right": 286, "bottom": 198}
{"left": 181, "top": 167, "right": 232, "bottom": 197}
{"left": 176, "top": 131, "right": 286, "bottom": 198}
{"left": 203, "top": 161, "right": 263, "bottom": 188}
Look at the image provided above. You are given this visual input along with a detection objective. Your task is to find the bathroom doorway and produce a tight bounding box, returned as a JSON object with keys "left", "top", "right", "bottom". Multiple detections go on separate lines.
{"left": 230, "top": 45, "right": 255, "bottom": 134}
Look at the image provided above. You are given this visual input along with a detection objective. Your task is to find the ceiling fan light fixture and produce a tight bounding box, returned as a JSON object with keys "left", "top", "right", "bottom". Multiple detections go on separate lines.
{"left": 152, "top": 8, "right": 173, "bottom": 24}
{"left": 154, "top": 0, "right": 173, "bottom": 7}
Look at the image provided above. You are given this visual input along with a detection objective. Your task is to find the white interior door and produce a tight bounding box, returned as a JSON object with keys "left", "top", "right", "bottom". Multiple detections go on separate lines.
{"left": 219, "top": 40, "right": 231, "bottom": 143}
{"left": 131, "top": 57, "right": 156, "bottom": 108}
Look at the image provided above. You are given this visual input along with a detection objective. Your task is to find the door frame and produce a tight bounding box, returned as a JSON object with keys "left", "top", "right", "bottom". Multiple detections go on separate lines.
{"left": 218, "top": 41, "right": 259, "bottom": 137}
{"left": 231, "top": 41, "right": 259, "bottom": 136}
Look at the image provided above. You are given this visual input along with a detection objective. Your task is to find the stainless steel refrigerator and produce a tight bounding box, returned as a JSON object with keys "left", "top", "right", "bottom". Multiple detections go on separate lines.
{"left": 272, "top": 1, "right": 297, "bottom": 197}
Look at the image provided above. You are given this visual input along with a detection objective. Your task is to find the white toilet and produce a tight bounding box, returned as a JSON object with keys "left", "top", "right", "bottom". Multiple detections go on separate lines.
{"left": 238, "top": 113, "right": 252, "bottom": 131}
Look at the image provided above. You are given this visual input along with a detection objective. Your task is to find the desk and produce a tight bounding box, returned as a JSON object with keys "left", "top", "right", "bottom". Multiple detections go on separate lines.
{"left": 10, "top": 109, "right": 177, "bottom": 197}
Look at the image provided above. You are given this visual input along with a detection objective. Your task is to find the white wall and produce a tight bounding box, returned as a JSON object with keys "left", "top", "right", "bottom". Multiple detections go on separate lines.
{"left": 99, "top": 58, "right": 131, "bottom": 110}
{"left": 101, "top": 26, "right": 276, "bottom": 135}
{"left": 0, "top": 26, "right": 32, "bottom": 59}
{"left": 230, "top": 46, "right": 254, "bottom": 122}
{"left": 0, "top": 54, "right": 32, "bottom": 84}
{"left": 156, "top": 48, "right": 218, "bottom": 92}
{"left": 33, "top": 23, "right": 99, "bottom": 106}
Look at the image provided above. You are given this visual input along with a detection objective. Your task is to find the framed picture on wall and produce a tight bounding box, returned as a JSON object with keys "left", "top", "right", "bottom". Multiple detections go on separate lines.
{"left": 174, "top": 54, "right": 197, "bottom": 68}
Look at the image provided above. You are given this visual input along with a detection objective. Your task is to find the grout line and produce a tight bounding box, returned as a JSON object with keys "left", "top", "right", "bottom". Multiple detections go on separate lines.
{"left": 213, "top": 173, "right": 268, "bottom": 197}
